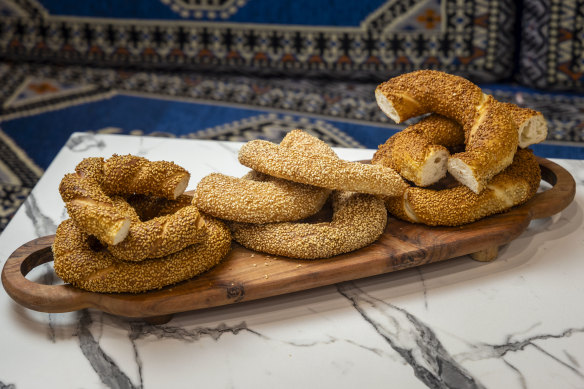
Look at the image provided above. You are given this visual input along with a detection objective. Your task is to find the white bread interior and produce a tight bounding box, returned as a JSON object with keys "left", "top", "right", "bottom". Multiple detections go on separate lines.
{"left": 375, "top": 89, "right": 402, "bottom": 123}
{"left": 111, "top": 219, "right": 131, "bottom": 245}
{"left": 518, "top": 115, "right": 548, "bottom": 148}
{"left": 418, "top": 149, "right": 450, "bottom": 186}
{"left": 403, "top": 191, "right": 421, "bottom": 223}
{"left": 447, "top": 157, "right": 480, "bottom": 194}
{"left": 173, "top": 175, "right": 190, "bottom": 199}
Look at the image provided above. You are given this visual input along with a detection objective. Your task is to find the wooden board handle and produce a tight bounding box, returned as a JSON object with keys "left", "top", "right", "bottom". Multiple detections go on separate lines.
{"left": 1, "top": 235, "right": 93, "bottom": 313}
{"left": 528, "top": 157, "right": 576, "bottom": 220}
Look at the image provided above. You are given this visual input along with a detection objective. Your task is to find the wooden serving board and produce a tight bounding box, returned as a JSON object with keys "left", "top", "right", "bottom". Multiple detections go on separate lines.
{"left": 1, "top": 157, "right": 576, "bottom": 322}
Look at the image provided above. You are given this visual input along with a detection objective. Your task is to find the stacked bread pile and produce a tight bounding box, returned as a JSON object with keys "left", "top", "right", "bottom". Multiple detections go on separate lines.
{"left": 53, "top": 155, "right": 231, "bottom": 293}
{"left": 52, "top": 70, "right": 547, "bottom": 293}
{"left": 193, "top": 129, "right": 406, "bottom": 259}
{"left": 372, "top": 70, "right": 545, "bottom": 226}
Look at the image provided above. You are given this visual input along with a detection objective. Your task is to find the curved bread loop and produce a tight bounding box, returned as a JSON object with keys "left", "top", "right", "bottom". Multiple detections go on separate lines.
{"left": 52, "top": 216, "right": 231, "bottom": 293}
{"left": 372, "top": 114, "right": 465, "bottom": 187}
{"left": 193, "top": 129, "right": 334, "bottom": 223}
{"left": 383, "top": 149, "right": 541, "bottom": 226}
{"left": 106, "top": 196, "right": 207, "bottom": 262}
{"left": 59, "top": 173, "right": 131, "bottom": 246}
{"left": 238, "top": 131, "right": 407, "bottom": 197}
{"left": 372, "top": 103, "right": 547, "bottom": 187}
{"left": 230, "top": 191, "right": 387, "bottom": 259}
{"left": 375, "top": 70, "right": 519, "bottom": 194}
{"left": 193, "top": 171, "right": 331, "bottom": 223}
{"left": 59, "top": 155, "right": 191, "bottom": 245}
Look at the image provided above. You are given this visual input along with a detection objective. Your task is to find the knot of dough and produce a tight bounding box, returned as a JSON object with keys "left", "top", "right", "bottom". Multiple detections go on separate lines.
{"left": 230, "top": 191, "right": 388, "bottom": 259}
{"left": 375, "top": 70, "right": 519, "bottom": 194}
{"left": 383, "top": 149, "right": 541, "bottom": 226}
{"left": 52, "top": 216, "right": 231, "bottom": 293}
{"left": 59, "top": 155, "right": 191, "bottom": 245}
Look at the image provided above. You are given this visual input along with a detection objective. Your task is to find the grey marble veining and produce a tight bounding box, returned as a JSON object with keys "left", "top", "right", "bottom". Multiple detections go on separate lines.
{"left": 23, "top": 192, "right": 57, "bottom": 238}
{"left": 66, "top": 132, "right": 106, "bottom": 152}
{"left": 77, "top": 311, "right": 139, "bottom": 389}
{"left": 338, "top": 282, "right": 484, "bottom": 389}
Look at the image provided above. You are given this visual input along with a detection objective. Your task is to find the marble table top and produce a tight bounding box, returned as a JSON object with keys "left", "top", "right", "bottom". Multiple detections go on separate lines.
{"left": 1, "top": 133, "right": 583, "bottom": 389}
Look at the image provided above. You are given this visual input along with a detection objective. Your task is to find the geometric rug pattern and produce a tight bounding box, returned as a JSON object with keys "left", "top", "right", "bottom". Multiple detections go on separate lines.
{"left": 1, "top": 60, "right": 583, "bottom": 232}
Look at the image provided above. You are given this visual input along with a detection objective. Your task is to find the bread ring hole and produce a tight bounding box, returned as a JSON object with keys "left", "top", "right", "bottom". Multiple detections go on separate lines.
{"left": 299, "top": 198, "right": 334, "bottom": 223}
{"left": 434, "top": 157, "right": 442, "bottom": 164}
{"left": 87, "top": 235, "right": 107, "bottom": 252}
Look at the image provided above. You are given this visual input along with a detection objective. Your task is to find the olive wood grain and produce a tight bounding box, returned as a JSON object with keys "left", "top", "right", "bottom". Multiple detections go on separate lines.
{"left": 1, "top": 157, "right": 576, "bottom": 319}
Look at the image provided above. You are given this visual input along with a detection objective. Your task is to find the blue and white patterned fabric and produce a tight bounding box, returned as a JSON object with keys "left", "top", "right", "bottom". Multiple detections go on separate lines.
{"left": 0, "top": 0, "right": 517, "bottom": 81}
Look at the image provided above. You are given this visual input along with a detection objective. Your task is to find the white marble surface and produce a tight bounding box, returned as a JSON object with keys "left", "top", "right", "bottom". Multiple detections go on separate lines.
{"left": 1, "top": 132, "right": 584, "bottom": 389}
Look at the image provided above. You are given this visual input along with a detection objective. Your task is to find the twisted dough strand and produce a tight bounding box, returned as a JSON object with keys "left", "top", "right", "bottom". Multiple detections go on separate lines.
{"left": 106, "top": 196, "right": 207, "bottom": 262}
{"left": 194, "top": 171, "right": 331, "bottom": 223}
{"left": 193, "top": 129, "right": 334, "bottom": 223}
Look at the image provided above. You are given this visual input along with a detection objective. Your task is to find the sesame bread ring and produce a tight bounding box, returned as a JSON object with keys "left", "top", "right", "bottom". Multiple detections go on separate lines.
{"left": 372, "top": 103, "right": 547, "bottom": 187}
{"left": 193, "top": 171, "right": 331, "bottom": 223}
{"left": 383, "top": 149, "right": 541, "bottom": 226}
{"left": 372, "top": 114, "right": 465, "bottom": 187}
{"left": 375, "top": 70, "right": 518, "bottom": 194}
{"left": 52, "top": 216, "right": 231, "bottom": 293}
{"left": 105, "top": 196, "right": 207, "bottom": 262}
{"left": 59, "top": 155, "right": 191, "bottom": 245}
{"left": 192, "top": 129, "right": 334, "bottom": 223}
{"left": 238, "top": 131, "right": 407, "bottom": 197}
{"left": 230, "top": 191, "right": 387, "bottom": 259}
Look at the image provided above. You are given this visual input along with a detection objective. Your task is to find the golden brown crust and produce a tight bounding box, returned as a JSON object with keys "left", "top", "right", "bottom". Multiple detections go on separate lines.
{"left": 101, "top": 154, "right": 190, "bottom": 199}
{"left": 59, "top": 173, "right": 131, "bottom": 245}
{"left": 375, "top": 70, "right": 484, "bottom": 125}
{"left": 372, "top": 114, "right": 464, "bottom": 186}
{"left": 375, "top": 70, "right": 519, "bottom": 194}
{"left": 52, "top": 216, "right": 231, "bottom": 293}
{"left": 238, "top": 132, "right": 407, "bottom": 197}
{"left": 59, "top": 155, "right": 192, "bottom": 245}
{"left": 384, "top": 149, "right": 541, "bottom": 226}
{"left": 106, "top": 196, "right": 207, "bottom": 262}
{"left": 278, "top": 129, "right": 339, "bottom": 158}
{"left": 230, "top": 191, "right": 387, "bottom": 259}
{"left": 193, "top": 171, "right": 331, "bottom": 223}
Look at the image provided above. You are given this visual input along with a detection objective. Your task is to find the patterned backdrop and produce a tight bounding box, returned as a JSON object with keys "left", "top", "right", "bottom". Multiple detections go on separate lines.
{"left": 0, "top": 0, "right": 583, "bottom": 232}
{"left": 0, "top": 0, "right": 518, "bottom": 81}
